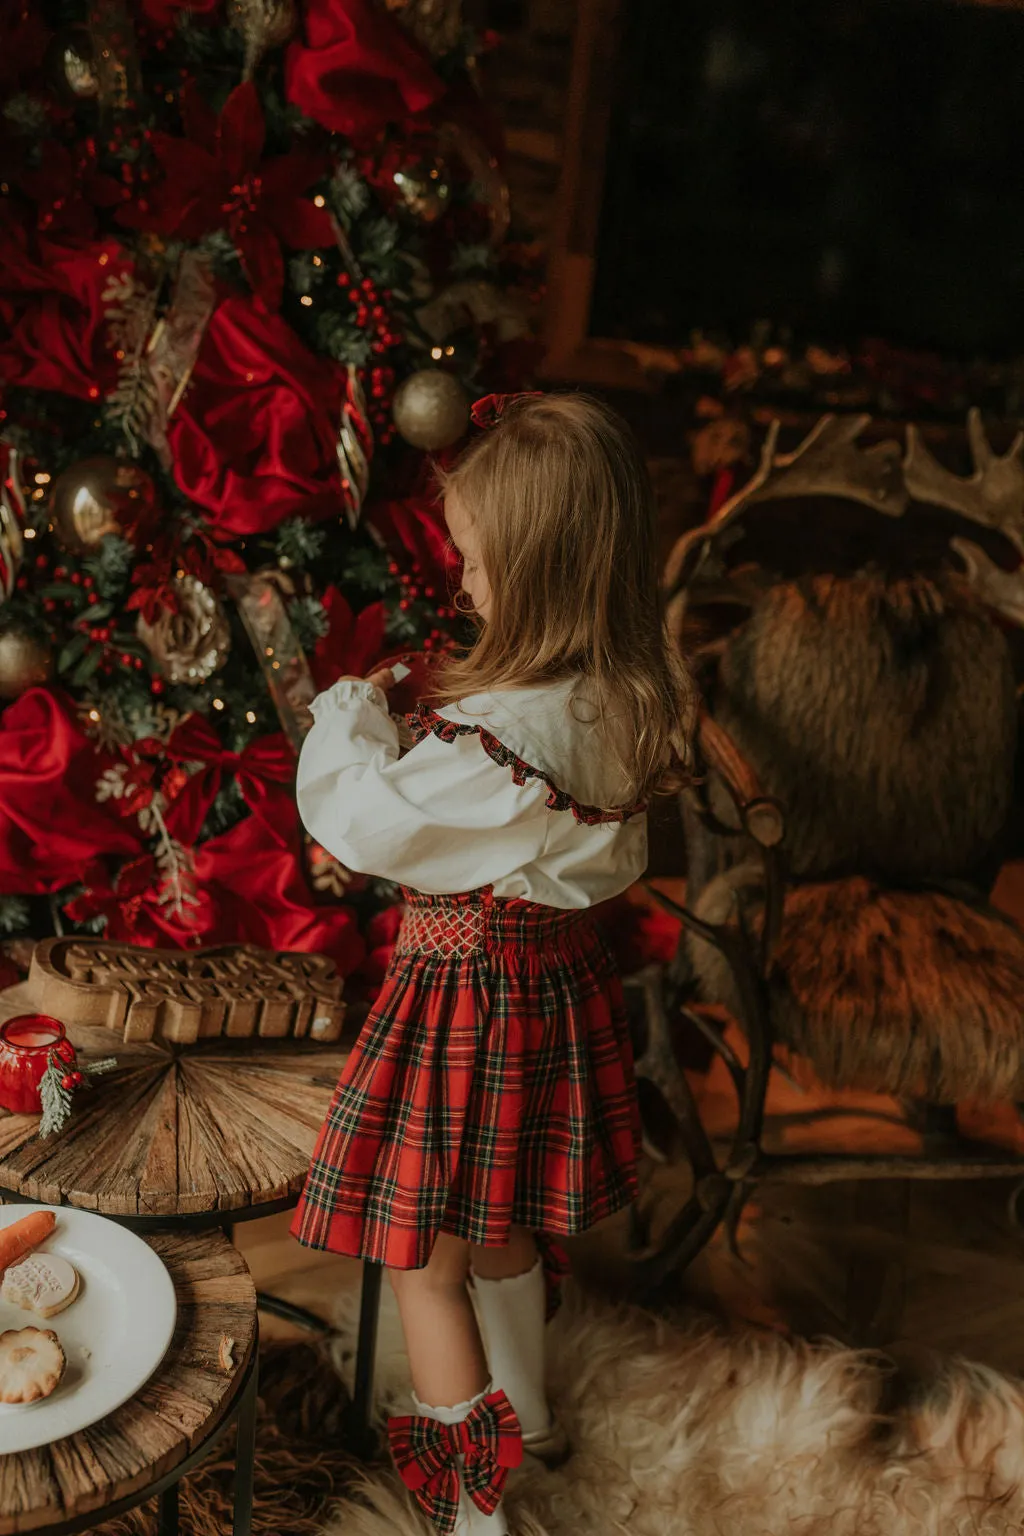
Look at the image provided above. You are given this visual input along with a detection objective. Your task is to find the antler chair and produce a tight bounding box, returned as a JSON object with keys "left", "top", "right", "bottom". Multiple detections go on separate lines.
{"left": 627, "top": 411, "right": 1024, "bottom": 1297}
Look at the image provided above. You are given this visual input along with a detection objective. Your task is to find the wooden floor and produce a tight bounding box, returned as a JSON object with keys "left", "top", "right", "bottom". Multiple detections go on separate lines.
{"left": 237, "top": 861, "right": 1024, "bottom": 1381}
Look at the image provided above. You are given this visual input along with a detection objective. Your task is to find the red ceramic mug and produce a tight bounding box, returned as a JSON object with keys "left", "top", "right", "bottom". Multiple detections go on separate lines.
{"left": 0, "top": 1015, "right": 75, "bottom": 1114}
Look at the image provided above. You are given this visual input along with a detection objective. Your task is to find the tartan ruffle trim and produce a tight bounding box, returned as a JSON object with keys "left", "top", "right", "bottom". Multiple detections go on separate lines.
{"left": 410, "top": 704, "right": 645, "bottom": 827}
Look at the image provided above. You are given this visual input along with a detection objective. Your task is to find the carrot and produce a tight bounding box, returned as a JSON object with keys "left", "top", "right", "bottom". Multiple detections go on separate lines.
{"left": 0, "top": 1210, "right": 55, "bottom": 1273}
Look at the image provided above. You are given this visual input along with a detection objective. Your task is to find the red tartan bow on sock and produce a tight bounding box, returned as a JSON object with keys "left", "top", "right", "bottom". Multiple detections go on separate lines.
{"left": 389, "top": 1389, "right": 523, "bottom": 1535}
{"left": 470, "top": 392, "right": 542, "bottom": 429}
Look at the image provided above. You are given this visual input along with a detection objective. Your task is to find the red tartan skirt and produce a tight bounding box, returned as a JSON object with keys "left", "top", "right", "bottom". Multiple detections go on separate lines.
{"left": 291, "top": 888, "right": 641, "bottom": 1269}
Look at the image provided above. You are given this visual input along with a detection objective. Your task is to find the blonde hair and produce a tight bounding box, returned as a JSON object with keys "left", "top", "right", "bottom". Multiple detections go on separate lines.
{"left": 436, "top": 392, "right": 693, "bottom": 807}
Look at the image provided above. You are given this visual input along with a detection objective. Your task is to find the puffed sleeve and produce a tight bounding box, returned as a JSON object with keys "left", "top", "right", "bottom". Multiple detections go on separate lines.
{"left": 296, "top": 679, "right": 551, "bottom": 892}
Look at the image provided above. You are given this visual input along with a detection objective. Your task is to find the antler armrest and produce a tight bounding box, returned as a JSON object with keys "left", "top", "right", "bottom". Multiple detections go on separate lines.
{"left": 697, "top": 713, "right": 785, "bottom": 850}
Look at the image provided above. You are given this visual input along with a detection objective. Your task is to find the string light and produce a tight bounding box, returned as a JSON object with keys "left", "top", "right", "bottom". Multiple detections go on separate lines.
{"left": 245, "top": 710, "right": 257, "bottom": 724}
{"left": 88, "top": 709, "right": 100, "bottom": 722}
{"left": 430, "top": 346, "right": 443, "bottom": 360}
{"left": 313, "top": 195, "right": 326, "bottom": 207}
{"left": 175, "top": 568, "right": 185, "bottom": 579}
{"left": 444, "top": 345, "right": 455, "bottom": 356}
{"left": 33, "top": 472, "right": 51, "bottom": 485}
{"left": 312, "top": 255, "right": 322, "bottom": 267}
{"left": 264, "top": 646, "right": 274, "bottom": 657}
{"left": 23, "top": 528, "right": 36, "bottom": 540}
{"left": 300, "top": 295, "right": 313, "bottom": 307}
{"left": 212, "top": 698, "right": 225, "bottom": 710}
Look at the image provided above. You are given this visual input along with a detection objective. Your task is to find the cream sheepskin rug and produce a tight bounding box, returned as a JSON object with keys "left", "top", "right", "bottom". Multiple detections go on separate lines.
{"left": 322, "top": 1277, "right": 1024, "bottom": 1536}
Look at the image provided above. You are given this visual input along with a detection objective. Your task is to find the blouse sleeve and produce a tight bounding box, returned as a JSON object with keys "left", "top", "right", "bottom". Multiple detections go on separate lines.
{"left": 296, "top": 679, "right": 551, "bottom": 892}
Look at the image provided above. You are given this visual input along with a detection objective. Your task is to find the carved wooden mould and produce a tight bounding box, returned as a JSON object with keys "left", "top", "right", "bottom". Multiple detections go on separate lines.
{"left": 26, "top": 938, "right": 346, "bottom": 1045}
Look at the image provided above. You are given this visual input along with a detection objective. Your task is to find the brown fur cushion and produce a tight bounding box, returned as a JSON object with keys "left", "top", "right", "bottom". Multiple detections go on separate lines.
{"left": 689, "top": 869, "right": 1024, "bottom": 1101}
{"left": 713, "top": 573, "right": 1016, "bottom": 883}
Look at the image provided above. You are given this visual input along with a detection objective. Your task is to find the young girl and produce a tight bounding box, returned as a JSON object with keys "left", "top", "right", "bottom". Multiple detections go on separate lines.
{"left": 292, "top": 392, "right": 690, "bottom": 1535}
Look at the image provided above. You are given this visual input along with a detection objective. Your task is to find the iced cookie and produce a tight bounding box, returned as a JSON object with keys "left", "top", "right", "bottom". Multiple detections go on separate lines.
{"left": 0, "top": 1327, "right": 66, "bottom": 1403}
{"left": 2, "top": 1253, "right": 80, "bottom": 1318}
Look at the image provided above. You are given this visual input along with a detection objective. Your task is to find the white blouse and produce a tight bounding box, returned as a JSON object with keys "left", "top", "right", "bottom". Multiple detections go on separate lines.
{"left": 296, "top": 677, "right": 648, "bottom": 910}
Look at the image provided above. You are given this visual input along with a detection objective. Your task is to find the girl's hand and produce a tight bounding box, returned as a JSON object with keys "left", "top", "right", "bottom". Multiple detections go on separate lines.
{"left": 333, "top": 671, "right": 395, "bottom": 689}
{"left": 364, "top": 667, "right": 396, "bottom": 692}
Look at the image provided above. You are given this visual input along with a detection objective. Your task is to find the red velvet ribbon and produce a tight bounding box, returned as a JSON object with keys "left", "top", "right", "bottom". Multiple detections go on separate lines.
{"left": 388, "top": 1389, "right": 522, "bottom": 1536}
{"left": 469, "top": 392, "right": 542, "bottom": 430}
{"left": 162, "top": 715, "right": 296, "bottom": 847}
{"left": 0, "top": 689, "right": 141, "bottom": 895}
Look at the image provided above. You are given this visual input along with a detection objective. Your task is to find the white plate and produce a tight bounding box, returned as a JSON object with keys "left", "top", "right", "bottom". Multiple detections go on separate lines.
{"left": 0, "top": 1204, "right": 177, "bottom": 1454}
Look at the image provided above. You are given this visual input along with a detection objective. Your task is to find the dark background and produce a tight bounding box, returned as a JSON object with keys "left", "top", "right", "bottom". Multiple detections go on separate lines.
{"left": 590, "top": 0, "right": 1024, "bottom": 357}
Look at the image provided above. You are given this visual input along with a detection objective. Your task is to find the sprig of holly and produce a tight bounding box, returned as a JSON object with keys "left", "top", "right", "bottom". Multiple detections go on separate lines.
{"left": 38, "top": 1042, "right": 118, "bottom": 1139}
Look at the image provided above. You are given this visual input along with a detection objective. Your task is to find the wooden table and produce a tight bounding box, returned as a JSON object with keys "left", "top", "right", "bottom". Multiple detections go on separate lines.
{"left": 0, "top": 1024, "right": 347, "bottom": 1223}
{"left": 0, "top": 1018, "right": 384, "bottom": 1458}
{"left": 0, "top": 1227, "right": 258, "bottom": 1536}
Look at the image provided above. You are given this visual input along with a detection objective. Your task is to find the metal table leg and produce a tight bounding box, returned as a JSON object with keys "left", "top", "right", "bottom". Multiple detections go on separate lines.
{"left": 255, "top": 1290, "right": 332, "bottom": 1334}
{"left": 347, "top": 1260, "right": 383, "bottom": 1459}
{"left": 232, "top": 1348, "right": 259, "bottom": 1536}
{"left": 157, "top": 1485, "right": 180, "bottom": 1536}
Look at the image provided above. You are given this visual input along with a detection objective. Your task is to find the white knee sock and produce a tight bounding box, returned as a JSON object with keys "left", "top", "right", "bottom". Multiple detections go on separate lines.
{"left": 470, "top": 1259, "right": 551, "bottom": 1439}
{"left": 412, "top": 1388, "right": 510, "bottom": 1536}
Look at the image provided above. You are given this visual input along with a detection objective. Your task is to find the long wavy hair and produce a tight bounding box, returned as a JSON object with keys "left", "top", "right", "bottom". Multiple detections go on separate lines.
{"left": 435, "top": 392, "right": 693, "bottom": 807}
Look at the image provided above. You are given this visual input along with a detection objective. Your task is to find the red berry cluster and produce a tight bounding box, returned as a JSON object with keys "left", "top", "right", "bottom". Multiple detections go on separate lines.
{"left": 387, "top": 558, "right": 457, "bottom": 651}
{"left": 337, "top": 272, "right": 401, "bottom": 445}
{"left": 368, "top": 364, "right": 397, "bottom": 443}
{"left": 27, "top": 550, "right": 152, "bottom": 683}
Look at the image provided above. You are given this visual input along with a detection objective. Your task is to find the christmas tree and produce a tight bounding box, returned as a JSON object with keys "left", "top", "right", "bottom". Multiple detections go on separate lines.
{"left": 0, "top": 0, "right": 538, "bottom": 992}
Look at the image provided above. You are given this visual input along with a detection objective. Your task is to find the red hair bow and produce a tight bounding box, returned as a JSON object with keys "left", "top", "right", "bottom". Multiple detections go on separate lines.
{"left": 388, "top": 1389, "right": 522, "bottom": 1535}
{"left": 470, "top": 392, "right": 543, "bottom": 429}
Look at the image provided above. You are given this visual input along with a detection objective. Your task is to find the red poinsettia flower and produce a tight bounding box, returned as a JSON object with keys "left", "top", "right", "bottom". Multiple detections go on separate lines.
{"left": 119, "top": 81, "right": 334, "bottom": 309}
{"left": 311, "top": 587, "right": 387, "bottom": 692}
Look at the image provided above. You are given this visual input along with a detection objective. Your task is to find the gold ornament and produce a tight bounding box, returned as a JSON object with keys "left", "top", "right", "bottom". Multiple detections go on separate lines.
{"left": 393, "top": 157, "right": 452, "bottom": 223}
{"left": 50, "top": 457, "right": 154, "bottom": 553}
{"left": 383, "top": 0, "right": 463, "bottom": 60}
{"left": 226, "top": 571, "right": 316, "bottom": 752}
{"left": 228, "top": 0, "right": 298, "bottom": 79}
{"left": 48, "top": 27, "right": 100, "bottom": 100}
{"left": 137, "top": 576, "right": 230, "bottom": 685}
{"left": 0, "top": 628, "right": 52, "bottom": 700}
{"left": 0, "top": 444, "right": 26, "bottom": 601}
{"left": 392, "top": 369, "right": 470, "bottom": 450}
{"left": 337, "top": 364, "right": 372, "bottom": 528}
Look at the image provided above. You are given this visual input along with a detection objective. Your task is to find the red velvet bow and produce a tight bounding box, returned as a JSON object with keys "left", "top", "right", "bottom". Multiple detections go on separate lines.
{"left": 167, "top": 294, "right": 347, "bottom": 535}
{"left": 285, "top": 0, "right": 445, "bottom": 140}
{"left": 161, "top": 714, "right": 296, "bottom": 848}
{"left": 389, "top": 1390, "right": 522, "bottom": 1536}
{"left": 0, "top": 689, "right": 141, "bottom": 896}
{"left": 469, "top": 392, "right": 542, "bottom": 430}
{"left": 0, "top": 224, "right": 133, "bottom": 401}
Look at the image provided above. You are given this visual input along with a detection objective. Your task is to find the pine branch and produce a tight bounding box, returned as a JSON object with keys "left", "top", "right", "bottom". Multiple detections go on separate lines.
{"left": 288, "top": 594, "right": 330, "bottom": 650}
{"left": 102, "top": 272, "right": 160, "bottom": 457}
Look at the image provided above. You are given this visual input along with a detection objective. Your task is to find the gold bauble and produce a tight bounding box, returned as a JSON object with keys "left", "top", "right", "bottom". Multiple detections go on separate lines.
{"left": 50, "top": 457, "right": 153, "bottom": 553}
{"left": 47, "top": 26, "right": 100, "bottom": 100}
{"left": 393, "top": 157, "right": 452, "bottom": 223}
{"left": 0, "top": 629, "right": 52, "bottom": 700}
{"left": 136, "top": 575, "right": 230, "bottom": 685}
{"left": 392, "top": 369, "right": 470, "bottom": 450}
